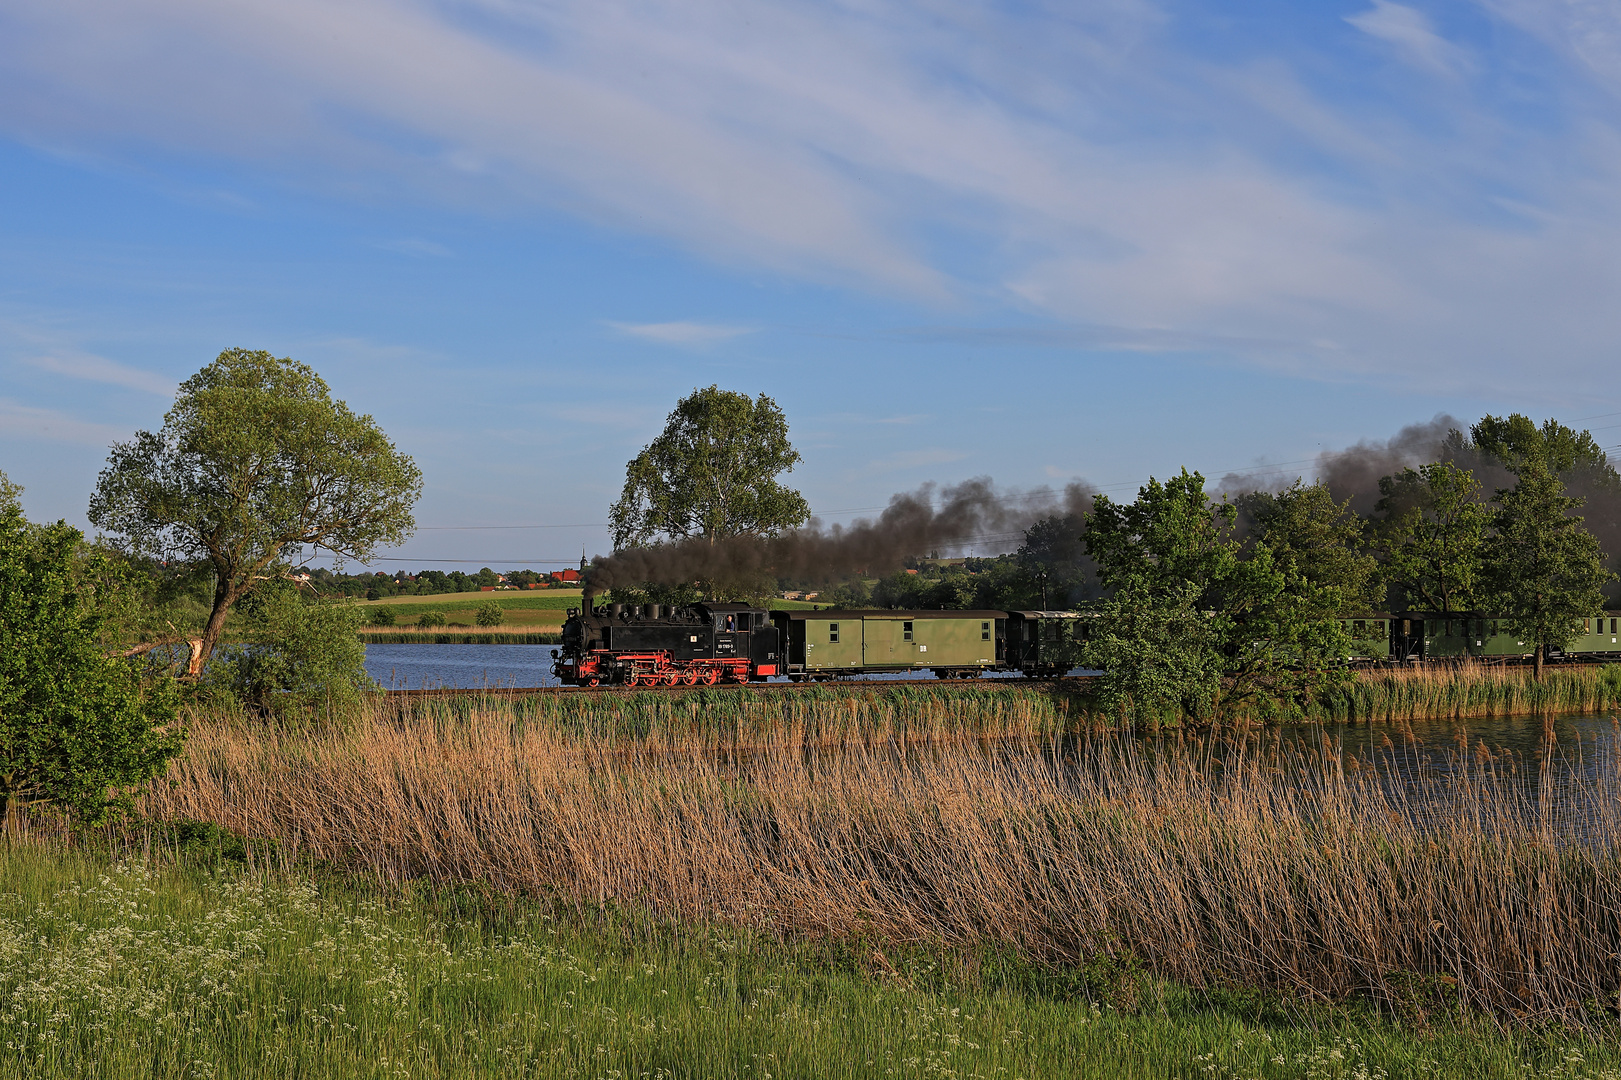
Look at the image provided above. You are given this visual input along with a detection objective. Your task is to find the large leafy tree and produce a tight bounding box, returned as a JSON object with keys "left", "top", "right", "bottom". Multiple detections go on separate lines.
{"left": 0, "top": 474, "right": 182, "bottom": 829}
{"left": 89, "top": 349, "right": 422, "bottom": 675}
{"left": 610, "top": 386, "right": 810, "bottom": 549}
{"left": 1084, "top": 471, "right": 1353, "bottom": 720}
{"left": 1481, "top": 457, "right": 1614, "bottom": 680}
{"left": 1372, "top": 462, "right": 1488, "bottom": 614}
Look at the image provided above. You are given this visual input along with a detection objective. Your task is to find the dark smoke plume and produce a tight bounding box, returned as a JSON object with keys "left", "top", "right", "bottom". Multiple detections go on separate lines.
{"left": 1311, "top": 414, "right": 1463, "bottom": 517}
{"left": 583, "top": 478, "right": 1095, "bottom": 599}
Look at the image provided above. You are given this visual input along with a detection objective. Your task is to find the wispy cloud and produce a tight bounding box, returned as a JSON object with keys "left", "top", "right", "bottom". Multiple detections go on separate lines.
{"left": 23, "top": 351, "right": 174, "bottom": 395}
{"left": 1346, "top": 2, "right": 1472, "bottom": 77}
{"left": 609, "top": 321, "right": 755, "bottom": 346}
{"left": 1, "top": 0, "right": 1620, "bottom": 392}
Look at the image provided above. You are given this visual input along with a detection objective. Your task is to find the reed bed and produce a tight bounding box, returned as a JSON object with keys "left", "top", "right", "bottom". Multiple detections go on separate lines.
{"left": 377, "top": 684, "right": 1076, "bottom": 744}
{"left": 1310, "top": 660, "right": 1621, "bottom": 724}
{"left": 147, "top": 694, "right": 1621, "bottom": 1022}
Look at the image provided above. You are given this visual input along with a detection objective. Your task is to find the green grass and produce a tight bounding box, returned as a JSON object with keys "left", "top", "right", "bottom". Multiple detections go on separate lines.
{"left": 2, "top": 840, "right": 1617, "bottom": 1080}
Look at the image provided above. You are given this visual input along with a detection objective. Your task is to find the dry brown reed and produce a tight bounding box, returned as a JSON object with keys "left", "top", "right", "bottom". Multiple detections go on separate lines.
{"left": 1309, "top": 659, "right": 1621, "bottom": 724}
{"left": 146, "top": 694, "right": 1621, "bottom": 1020}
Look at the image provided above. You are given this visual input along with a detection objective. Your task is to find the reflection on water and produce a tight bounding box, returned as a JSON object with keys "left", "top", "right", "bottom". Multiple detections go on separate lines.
{"left": 1308, "top": 712, "right": 1621, "bottom": 761}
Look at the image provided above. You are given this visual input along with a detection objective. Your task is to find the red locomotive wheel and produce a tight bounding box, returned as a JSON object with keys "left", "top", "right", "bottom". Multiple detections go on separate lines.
{"left": 703, "top": 668, "right": 721, "bottom": 686}
{"left": 585, "top": 677, "right": 599, "bottom": 687}
{"left": 683, "top": 669, "right": 699, "bottom": 685}
{"left": 663, "top": 671, "right": 680, "bottom": 686}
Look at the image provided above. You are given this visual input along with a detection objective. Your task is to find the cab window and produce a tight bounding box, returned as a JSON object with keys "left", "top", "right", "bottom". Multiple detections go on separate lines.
{"left": 902, "top": 621, "right": 914, "bottom": 642}
{"left": 828, "top": 622, "right": 840, "bottom": 643}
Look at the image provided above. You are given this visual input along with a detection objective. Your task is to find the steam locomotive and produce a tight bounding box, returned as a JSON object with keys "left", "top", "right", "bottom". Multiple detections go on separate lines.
{"left": 551, "top": 602, "right": 1086, "bottom": 685}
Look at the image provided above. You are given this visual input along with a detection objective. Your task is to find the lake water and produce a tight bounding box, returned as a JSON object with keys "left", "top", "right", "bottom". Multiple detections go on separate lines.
{"left": 362, "top": 642, "right": 1086, "bottom": 690}
{"left": 365, "top": 643, "right": 567, "bottom": 689}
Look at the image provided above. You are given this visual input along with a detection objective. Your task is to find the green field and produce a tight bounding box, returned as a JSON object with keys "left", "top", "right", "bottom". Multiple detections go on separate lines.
{"left": 357, "top": 592, "right": 823, "bottom": 629}
{"left": 2, "top": 839, "right": 1612, "bottom": 1080}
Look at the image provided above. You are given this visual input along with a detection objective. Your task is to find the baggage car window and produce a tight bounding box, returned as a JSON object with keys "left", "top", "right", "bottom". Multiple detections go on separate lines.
{"left": 981, "top": 621, "right": 991, "bottom": 641}
{"left": 903, "top": 621, "right": 913, "bottom": 642}
{"left": 828, "top": 623, "right": 840, "bottom": 643}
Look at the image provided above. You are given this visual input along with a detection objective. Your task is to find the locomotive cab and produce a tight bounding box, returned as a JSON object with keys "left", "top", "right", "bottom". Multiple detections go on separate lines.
{"left": 554, "top": 600, "right": 781, "bottom": 686}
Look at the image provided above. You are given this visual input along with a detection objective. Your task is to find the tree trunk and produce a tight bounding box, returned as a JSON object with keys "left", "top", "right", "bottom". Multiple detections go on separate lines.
{"left": 189, "top": 577, "right": 236, "bottom": 677}
{"left": 1534, "top": 642, "right": 1544, "bottom": 682}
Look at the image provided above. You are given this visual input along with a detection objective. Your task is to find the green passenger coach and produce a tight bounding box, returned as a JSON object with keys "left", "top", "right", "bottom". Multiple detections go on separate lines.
{"left": 1386, "top": 611, "right": 1621, "bottom": 661}
{"left": 771, "top": 609, "right": 1007, "bottom": 680}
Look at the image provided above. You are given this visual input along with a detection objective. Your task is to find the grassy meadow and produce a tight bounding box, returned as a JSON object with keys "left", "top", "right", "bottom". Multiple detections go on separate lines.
{"left": 9, "top": 842, "right": 1616, "bottom": 1080}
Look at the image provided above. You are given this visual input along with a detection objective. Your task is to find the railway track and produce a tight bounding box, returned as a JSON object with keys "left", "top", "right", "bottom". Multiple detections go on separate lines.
{"left": 381, "top": 675, "right": 1101, "bottom": 698}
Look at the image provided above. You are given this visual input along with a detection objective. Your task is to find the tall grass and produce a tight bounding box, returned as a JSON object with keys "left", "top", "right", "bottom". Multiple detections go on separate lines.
{"left": 1309, "top": 661, "right": 1621, "bottom": 723}
{"left": 146, "top": 694, "right": 1621, "bottom": 1021}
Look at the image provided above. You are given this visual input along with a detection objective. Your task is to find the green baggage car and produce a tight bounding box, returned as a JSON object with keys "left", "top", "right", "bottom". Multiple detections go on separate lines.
{"left": 772, "top": 609, "right": 1007, "bottom": 680}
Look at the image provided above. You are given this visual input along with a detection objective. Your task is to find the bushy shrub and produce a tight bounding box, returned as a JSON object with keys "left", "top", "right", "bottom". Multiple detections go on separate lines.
{"left": 202, "top": 585, "right": 375, "bottom": 719}
{"left": 0, "top": 477, "right": 183, "bottom": 824}
{"left": 475, "top": 600, "right": 504, "bottom": 627}
{"left": 417, "top": 611, "right": 446, "bottom": 628}
{"left": 368, "top": 606, "right": 397, "bottom": 627}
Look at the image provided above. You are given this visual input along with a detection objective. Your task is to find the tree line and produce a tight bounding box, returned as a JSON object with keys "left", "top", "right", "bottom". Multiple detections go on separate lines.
{"left": 311, "top": 566, "right": 566, "bottom": 600}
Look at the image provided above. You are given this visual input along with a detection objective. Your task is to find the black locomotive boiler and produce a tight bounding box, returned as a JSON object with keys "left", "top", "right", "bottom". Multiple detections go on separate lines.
{"left": 553, "top": 602, "right": 781, "bottom": 686}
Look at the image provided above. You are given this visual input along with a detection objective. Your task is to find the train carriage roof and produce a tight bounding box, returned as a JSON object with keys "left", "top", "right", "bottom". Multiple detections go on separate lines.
{"left": 771, "top": 608, "right": 1009, "bottom": 621}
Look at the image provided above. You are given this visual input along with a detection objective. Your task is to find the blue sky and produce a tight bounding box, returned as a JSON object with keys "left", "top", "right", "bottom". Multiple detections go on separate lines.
{"left": 3, "top": 0, "right": 1620, "bottom": 568}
